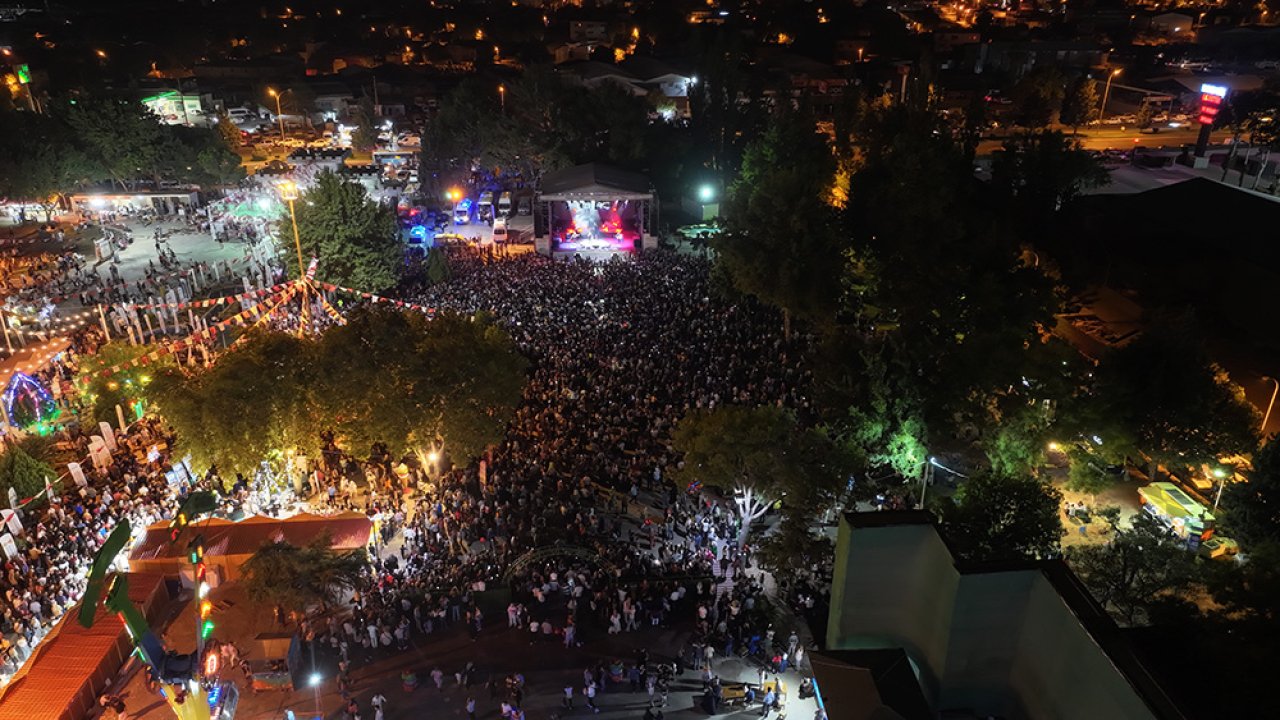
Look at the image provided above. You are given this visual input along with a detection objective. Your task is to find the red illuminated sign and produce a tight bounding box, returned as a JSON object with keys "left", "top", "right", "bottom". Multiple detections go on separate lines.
{"left": 1199, "top": 83, "right": 1227, "bottom": 126}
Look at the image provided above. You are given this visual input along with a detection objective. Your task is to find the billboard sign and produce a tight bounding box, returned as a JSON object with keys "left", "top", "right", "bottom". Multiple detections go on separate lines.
{"left": 1199, "top": 83, "right": 1227, "bottom": 125}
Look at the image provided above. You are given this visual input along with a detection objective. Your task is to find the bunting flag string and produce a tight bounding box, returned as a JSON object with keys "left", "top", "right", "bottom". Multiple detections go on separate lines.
{"left": 88, "top": 282, "right": 302, "bottom": 378}
{"left": 314, "top": 289, "right": 348, "bottom": 326}
{"left": 316, "top": 281, "right": 437, "bottom": 316}
{"left": 228, "top": 284, "right": 299, "bottom": 349}
{"left": 121, "top": 282, "right": 294, "bottom": 311}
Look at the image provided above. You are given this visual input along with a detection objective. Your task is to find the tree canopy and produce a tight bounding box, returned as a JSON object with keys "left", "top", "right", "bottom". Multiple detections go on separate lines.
{"left": 0, "top": 444, "right": 54, "bottom": 503}
{"left": 672, "top": 404, "right": 855, "bottom": 544}
{"left": 938, "top": 472, "right": 1064, "bottom": 563}
{"left": 311, "top": 308, "right": 528, "bottom": 462}
{"left": 150, "top": 308, "right": 527, "bottom": 476}
{"left": 716, "top": 104, "right": 845, "bottom": 337}
{"left": 1092, "top": 319, "right": 1259, "bottom": 470}
{"left": 0, "top": 99, "right": 242, "bottom": 202}
{"left": 1067, "top": 513, "right": 1203, "bottom": 626}
{"left": 429, "top": 67, "right": 655, "bottom": 186}
{"left": 74, "top": 342, "right": 175, "bottom": 425}
{"left": 150, "top": 331, "right": 314, "bottom": 476}
{"left": 1220, "top": 440, "right": 1280, "bottom": 548}
{"left": 1059, "top": 75, "right": 1100, "bottom": 131}
{"left": 240, "top": 535, "right": 367, "bottom": 612}
{"left": 278, "top": 171, "right": 402, "bottom": 291}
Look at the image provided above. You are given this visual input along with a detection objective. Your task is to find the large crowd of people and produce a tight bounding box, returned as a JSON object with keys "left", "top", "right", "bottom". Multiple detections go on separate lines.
{"left": 2, "top": 248, "right": 827, "bottom": 719}
{"left": 305, "top": 252, "right": 815, "bottom": 718}
{"left": 0, "top": 417, "right": 194, "bottom": 681}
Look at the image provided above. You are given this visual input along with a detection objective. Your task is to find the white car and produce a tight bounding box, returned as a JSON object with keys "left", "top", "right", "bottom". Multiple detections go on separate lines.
{"left": 492, "top": 219, "right": 508, "bottom": 243}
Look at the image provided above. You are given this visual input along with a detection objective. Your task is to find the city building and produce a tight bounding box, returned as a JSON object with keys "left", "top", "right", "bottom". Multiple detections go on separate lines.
{"left": 826, "top": 512, "right": 1186, "bottom": 720}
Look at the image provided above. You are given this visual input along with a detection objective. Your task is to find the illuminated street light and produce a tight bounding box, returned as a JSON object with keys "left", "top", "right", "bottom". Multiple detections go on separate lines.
{"left": 698, "top": 184, "right": 715, "bottom": 203}
{"left": 1099, "top": 68, "right": 1122, "bottom": 124}
{"left": 498, "top": 84, "right": 505, "bottom": 113}
{"left": 278, "top": 181, "right": 309, "bottom": 334}
{"left": 1213, "top": 467, "right": 1231, "bottom": 510}
{"left": 310, "top": 672, "right": 323, "bottom": 719}
{"left": 267, "top": 87, "right": 288, "bottom": 141}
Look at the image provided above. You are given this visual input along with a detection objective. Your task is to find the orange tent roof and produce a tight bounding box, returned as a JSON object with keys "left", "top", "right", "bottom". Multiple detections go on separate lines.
{"left": 130, "top": 512, "right": 372, "bottom": 561}
{"left": 0, "top": 573, "right": 165, "bottom": 720}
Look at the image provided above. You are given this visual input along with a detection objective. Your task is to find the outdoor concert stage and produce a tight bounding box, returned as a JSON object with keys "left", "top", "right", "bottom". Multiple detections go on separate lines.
{"left": 536, "top": 163, "right": 657, "bottom": 258}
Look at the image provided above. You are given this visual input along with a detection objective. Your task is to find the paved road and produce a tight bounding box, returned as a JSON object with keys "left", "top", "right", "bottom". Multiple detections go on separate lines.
{"left": 977, "top": 126, "right": 1231, "bottom": 154}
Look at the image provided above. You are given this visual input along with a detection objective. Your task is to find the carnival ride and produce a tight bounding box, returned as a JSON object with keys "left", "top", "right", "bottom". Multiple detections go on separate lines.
{"left": 79, "top": 492, "right": 225, "bottom": 720}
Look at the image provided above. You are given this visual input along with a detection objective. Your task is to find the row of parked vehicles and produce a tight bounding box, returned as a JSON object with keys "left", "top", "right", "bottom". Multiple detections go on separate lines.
{"left": 453, "top": 190, "right": 531, "bottom": 225}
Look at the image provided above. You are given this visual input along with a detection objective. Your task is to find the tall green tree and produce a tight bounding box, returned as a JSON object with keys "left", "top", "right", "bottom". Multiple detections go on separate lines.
{"left": 279, "top": 171, "right": 401, "bottom": 291}
{"left": 1010, "top": 66, "right": 1067, "bottom": 128}
{"left": 1219, "top": 440, "right": 1280, "bottom": 547}
{"left": 672, "top": 405, "right": 853, "bottom": 545}
{"left": 717, "top": 104, "right": 844, "bottom": 339}
{"left": 1067, "top": 513, "right": 1203, "bottom": 626}
{"left": 937, "top": 472, "right": 1064, "bottom": 563}
{"left": 0, "top": 109, "right": 98, "bottom": 218}
{"left": 74, "top": 342, "right": 175, "bottom": 425}
{"left": 150, "top": 331, "right": 315, "bottom": 476}
{"left": 424, "top": 246, "right": 453, "bottom": 286}
{"left": 63, "top": 96, "right": 169, "bottom": 188}
{"left": 153, "top": 309, "right": 526, "bottom": 474}
{"left": 1059, "top": 76, "right": 1100, "bottom": 133}
{"left": 214, "top": 109, "right": 242, "bottom": 151}
{"left": 1093, "top": 319, "right": 1260, "bottom": 471}
{"left": 312, "top": 308, "right": 527, "bottom": 461}
{"left": 240, "top": 535, "right": 367, "bottom": 613}
{"left": 0, "top": 444, "right": 54, "bottom": 502}
{"left": 350, "top": 96, "right": 379, "bottom": 153}
{"left": 990, "top": 131, "right": 1108, "bottom": 226}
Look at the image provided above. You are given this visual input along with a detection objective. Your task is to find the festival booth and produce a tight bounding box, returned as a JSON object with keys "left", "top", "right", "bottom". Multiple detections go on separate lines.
{"left": 128, "top": 512, "right": 372, "bottom": 584}
{"left": 536, "top": 163, "right": 657, "bottom": 257}
{"left": 207, "top": 194, "right": 281, "bottom": 244}
{"left": 0, "top": 573, "right": 167, "bottom": 720}
{"left": 69, "top": 191, "right": 200, "bottom": 217}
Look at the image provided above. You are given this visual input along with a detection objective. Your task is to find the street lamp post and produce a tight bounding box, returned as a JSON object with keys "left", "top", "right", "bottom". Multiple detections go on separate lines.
{"left": 1262, "top": 375, "right": 1279, "bottom": 437}
{"left": 1099, "top": 68, "right": 1122, "bottom": 124}
{"left": 498, "top": 84, "right": 505, "bottom": 113}
{"left": 310, "top": 672, "right": 322, "bottom": 720}
{"left": 1212, "top": 468, "right": 1228, "bottom": 511}
{"left": 278, "top": 181, "right": 309, "bottom": 336}
{"left": 268, "top": 88, "right": 286, "bottom": 142}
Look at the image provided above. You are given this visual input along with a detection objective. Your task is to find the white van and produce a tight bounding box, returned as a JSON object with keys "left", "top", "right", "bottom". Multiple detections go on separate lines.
{"left": 497, "top": 191, "right": 512, "bottom": 217}
{"left": 453, "top": 199, "right": 472, "bottom": 225}
{"left": 477, "top": 191, "right": 494, "bottom": 221}
{"left": 492, "top": 218, "right": 508, "bottom": 243}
